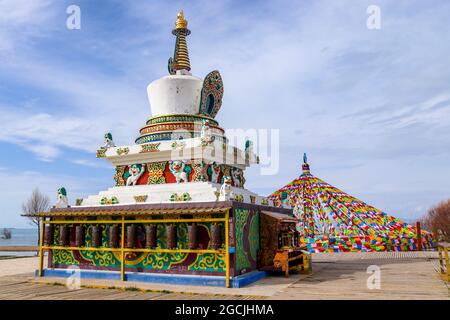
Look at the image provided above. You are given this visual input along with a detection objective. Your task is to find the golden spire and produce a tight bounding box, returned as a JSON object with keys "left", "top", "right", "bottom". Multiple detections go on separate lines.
{"left": 168, "top": 11, "right": 191, "bottom": 74}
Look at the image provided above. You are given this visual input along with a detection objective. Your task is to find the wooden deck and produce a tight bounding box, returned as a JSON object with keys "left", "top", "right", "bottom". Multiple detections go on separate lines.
{"left": 0, "top": 252, "right": 448, "bottom": 300}
{"left": 274, "top": 251, "right": 449, "bottom": 300}
{"left": 0, "top": 274, "right": 261, "bottom": 300}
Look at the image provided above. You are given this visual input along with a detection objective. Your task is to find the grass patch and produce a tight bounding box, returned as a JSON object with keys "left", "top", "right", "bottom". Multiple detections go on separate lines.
{"left": 124, "top": 287, "right": 139, "bottom": 292}
{"left": 51, "top": 282, "right": 64, "bottom": 286}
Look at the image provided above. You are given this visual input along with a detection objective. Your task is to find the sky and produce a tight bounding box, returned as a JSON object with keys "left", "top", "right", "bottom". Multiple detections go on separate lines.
{"left": 0, "top": 0, "right": 449, "bottom": 227}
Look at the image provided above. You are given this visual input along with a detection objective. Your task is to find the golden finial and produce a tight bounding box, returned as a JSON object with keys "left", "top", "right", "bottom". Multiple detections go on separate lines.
{"left": 175, "top": 10, "right": 188, "bottom": 29}
{"left": 168, "top": 10, "right": 191, "bottom": 74}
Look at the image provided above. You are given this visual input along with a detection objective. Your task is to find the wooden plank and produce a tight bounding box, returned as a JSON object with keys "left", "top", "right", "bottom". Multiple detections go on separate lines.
{"left": 0, "top": 246, "right": 38, "bottom": 252}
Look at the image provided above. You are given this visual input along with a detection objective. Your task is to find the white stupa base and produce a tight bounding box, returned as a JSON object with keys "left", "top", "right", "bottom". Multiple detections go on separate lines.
{"left": 79, "top": 182, "right": 275, "bottom": 207}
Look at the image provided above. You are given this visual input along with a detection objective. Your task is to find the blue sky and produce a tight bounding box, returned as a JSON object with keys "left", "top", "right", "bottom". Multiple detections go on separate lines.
{"left": 1, "top": 0, "right": 449, "bottom": 227}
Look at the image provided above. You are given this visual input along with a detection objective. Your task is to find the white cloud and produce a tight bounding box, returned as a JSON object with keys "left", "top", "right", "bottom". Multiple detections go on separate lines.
{"left": 0, "top": 0, "right": 57, "bottom": 54}
{"left": 70, "top": 158, "right": 111, "bottom": 169}
{"left": 25, "top": 144, "right": 60, "bottom": 162}
{"left": 0, "top": 0, "right": 53, "bottom": 25}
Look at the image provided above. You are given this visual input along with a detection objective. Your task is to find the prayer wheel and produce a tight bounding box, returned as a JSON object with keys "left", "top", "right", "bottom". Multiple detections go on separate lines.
{"left": 109, "top": 225, "right": 119, "bottom": 248}
{"left": 75, "top": 225, "right": 85, "bottom": 247}
{"left": 188, "top": 223, "right": 198, "bottom": 249}
{"left": 44, "top": 224, "right": 54, "bottom": 246}
{"left": 126, "top": 225, "right": 136, "bottom": 248}
{"left": 210, "top": 223, "right": 222, "bottom": 249}
{"left": 59, "top": 225, "right": 70, "bottom": 247}
{"left": 145, "top": 224, "right": 157, "bottom": 248}
{"left": 166, "top": 225, "right": 177, "bottom": 249}
{"left": 91, "top": 225, "right": 102, "bottom": 248}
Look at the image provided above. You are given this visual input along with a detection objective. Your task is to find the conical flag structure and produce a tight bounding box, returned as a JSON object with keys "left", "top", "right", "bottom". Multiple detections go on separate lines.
{"left": 269, "top": 154, "right": 433, "bottom": 253}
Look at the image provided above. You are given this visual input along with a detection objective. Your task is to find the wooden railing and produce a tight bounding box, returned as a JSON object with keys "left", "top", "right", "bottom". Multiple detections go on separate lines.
{"left": 437, "top": 242, "right": 450, "bottom": 282}
{"left": 38, "top": 212, "right": 231, "bottom": 287}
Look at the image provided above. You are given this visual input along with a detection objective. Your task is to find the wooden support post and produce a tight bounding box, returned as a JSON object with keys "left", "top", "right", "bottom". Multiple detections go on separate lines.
{"left": 225, "top": 209, "right": 230, "bottom": 288}
{"left": 438, "top": 244, "right": 450, "bottom": 282}
{"left": 438, "top": 246, "right": 444, "bottom": 274}
{"left": 120, "top": 216, "right": 125, "bottom": 281}
{"left": 302, "top": 251, "right": 311, "bottom": 273}
{"left": 38, "top": 218, "right": 45, "bottom": 277}
{"left": 445, "top": 247, "right": 450, "bottom": 282}
{"left": 416, "top": 221, "right": 422, "bottom": 251}
{"left": 284, "top": 251, "right": 289, "bottom": 278}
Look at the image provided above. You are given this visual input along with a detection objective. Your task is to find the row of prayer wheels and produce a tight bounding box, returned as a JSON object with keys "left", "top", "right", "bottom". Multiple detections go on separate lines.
{"left": 43, "top": 223, "right": 223, "bottom": 249}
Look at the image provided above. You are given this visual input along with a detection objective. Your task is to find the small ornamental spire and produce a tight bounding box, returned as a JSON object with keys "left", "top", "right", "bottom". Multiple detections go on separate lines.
{"left": 302, "top": 152, "right": 310, "bottom": 175}
{"left": 168, "top": 11, "right": 191, "bottom": 74}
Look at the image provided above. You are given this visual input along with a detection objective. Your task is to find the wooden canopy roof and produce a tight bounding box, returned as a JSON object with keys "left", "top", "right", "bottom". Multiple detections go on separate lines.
{"left": 24, "top": 201, "right": 292, "bottom": 218}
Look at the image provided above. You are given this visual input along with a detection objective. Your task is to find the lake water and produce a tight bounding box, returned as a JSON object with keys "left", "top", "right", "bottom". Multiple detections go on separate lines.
{"left": 0, "top": 228, "right": 38, "bottom": 256}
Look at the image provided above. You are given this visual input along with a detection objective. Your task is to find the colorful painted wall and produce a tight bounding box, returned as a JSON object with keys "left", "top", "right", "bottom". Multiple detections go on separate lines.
{"left": 114, "top": 161, "right": 245, "bottom": 187}
{"left": 44, "top": 204, "right": 292, "bottom": 279}
{"left": 49, "top": 222, "right": 226, "bottom": 276}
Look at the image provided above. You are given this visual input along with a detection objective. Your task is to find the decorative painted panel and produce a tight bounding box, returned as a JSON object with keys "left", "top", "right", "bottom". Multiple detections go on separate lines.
{"left": 147, "top": 161, "right": 167, "bottom": 184}
{"left": 234, "top": 208, "right": 260, "bottom": 275}
{"left": 114, "top": 166, "right": 126, "bottom": 186}
{"left": 199, "top": 71, "right": 224, "bottom": 118}
{"left": 50, "top": 222, "right": 226, "bottom": 275}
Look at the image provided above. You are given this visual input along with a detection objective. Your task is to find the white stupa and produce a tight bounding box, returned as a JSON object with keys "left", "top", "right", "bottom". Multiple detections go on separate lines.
{"left": 77, "top": 11, "right": 275, "bottom": 208}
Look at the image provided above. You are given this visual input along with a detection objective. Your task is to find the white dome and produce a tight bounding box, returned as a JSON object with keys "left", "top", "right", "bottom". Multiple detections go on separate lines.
{"left": 147, "top": 74, "right": 203, "bottom": 117}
